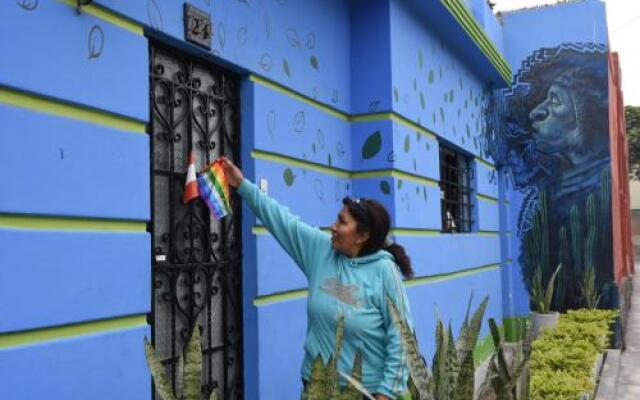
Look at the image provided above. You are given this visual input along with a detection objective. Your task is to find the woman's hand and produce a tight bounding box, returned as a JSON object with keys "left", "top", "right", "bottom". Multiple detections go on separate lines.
{"left": 219, "top": 156, "right": 244, "bottom": 188}
{"left": 375, "top": 395, "right": 390, "bottom": 400}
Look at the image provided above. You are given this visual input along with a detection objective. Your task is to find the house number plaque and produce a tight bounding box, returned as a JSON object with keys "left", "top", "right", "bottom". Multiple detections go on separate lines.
{"left": 184, "top": 3, "right": 212, "bottom": 49}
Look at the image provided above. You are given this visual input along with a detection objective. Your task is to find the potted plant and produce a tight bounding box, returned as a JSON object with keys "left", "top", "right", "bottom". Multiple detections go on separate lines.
{"left": 530, "top": 263, "right": 563, "bottom": 338}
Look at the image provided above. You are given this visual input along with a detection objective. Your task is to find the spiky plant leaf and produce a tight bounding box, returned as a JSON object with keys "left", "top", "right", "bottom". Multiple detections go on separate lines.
{"left": 176, "top": 352, "right": 184, "bottom": 398}
{"left": 386, "top": 295, "right": 431, "bottom": 398}
{"left": 338, "top": 371, "right": 376, "bottom": 400}
{"left": 184, "top": 326, "right": 203, "bottom": 400}
{"left": 144, "top": 338, "right": 178, "bottom": 400}
{"left": 339, "top": 351, "right": 364, "bottom": 400}
{"left": 432, "top": 320, "right": 448, "bottom": 400}
{"left": 477, "top": 353, "right": 498, "bottom": 400}
{"left": 306, "top": 355, "right": 327, "bottom": 400}
{"left": 446, "top": 324, "right": 460, "bottom": 398}
{"left": 544, "top": 264, "right": 563, "bottom": 312}
{"left": 326, "top": 316, "right": 346, "bottom": 397}
{"left": 407, "top": 376, "right": 420, "bottom": 400}
{"left": 463, "top": 296, "right": 489, "bottom": 353}
{"left": 324, "top": 355, "right": 339, "bottom": 397}
{"left": 488, "top": 318, "right": 511, "bottom": 385}
{"left": 457, "top": 293, "right": 474, "bottom": 352}
{"left": 451, "top": 350, "right": 475, "bottom": 400}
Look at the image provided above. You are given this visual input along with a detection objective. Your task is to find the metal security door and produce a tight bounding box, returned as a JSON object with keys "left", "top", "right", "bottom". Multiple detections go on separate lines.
{"left": 149, "top": 42, "right": 243, "bottom": 400}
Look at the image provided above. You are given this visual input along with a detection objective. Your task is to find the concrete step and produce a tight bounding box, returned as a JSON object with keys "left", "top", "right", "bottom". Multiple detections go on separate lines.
{"left": 594, "top": 350, "right": 620, "bottom": 400}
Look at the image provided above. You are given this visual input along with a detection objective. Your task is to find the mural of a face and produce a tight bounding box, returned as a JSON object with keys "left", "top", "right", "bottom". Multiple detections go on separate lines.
{"left": 484, "top": 44, "right": 613, "bottom": 311}
{"left": 529, "top": 81, "right": 580, "bottom": 155}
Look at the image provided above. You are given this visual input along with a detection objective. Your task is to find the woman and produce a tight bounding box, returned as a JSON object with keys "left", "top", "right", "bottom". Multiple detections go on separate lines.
{"left": 220, "top": 157, "right": 414, "bottom": 400}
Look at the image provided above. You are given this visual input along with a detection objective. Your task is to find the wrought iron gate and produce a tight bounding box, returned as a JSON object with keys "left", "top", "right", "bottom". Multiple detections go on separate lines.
{"left": 149, "top": 42, "right": 243, "bottom": 400}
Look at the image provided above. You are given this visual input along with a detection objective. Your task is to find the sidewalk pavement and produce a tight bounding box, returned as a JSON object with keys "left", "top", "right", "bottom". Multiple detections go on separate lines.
{"left": 618, "top": 271, "right": 640, "bottom": 400}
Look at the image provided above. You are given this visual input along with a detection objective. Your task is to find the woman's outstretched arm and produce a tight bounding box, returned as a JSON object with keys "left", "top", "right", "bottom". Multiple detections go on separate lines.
{"left": 220, "top": 157, "right": 330, "bottom": 278}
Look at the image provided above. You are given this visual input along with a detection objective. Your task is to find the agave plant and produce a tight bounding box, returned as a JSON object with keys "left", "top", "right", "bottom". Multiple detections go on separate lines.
{"left": 387, "top": 293, "right": 489, "bottom": 400}
{"left": 530, "top": 263, "right": 563, "bottom": 314}
{"left": 478, "top": 318, "right": 532, "bottom": 400}
{"left": 302, "top": 316, "right": 374, "bottom": 400}
{"left": 144, "top": 326, "right": 219, "bottom": 400}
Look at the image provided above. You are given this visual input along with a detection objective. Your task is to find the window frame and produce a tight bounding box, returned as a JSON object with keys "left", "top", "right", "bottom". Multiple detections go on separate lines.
{"left": 439, "top": 144, "right": 474, "bottom": 233}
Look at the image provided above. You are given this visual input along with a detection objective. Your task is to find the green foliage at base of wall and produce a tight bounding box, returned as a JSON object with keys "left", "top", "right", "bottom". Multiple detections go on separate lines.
{"left": 529, "top": 309, "right": 617, "bottom": 400}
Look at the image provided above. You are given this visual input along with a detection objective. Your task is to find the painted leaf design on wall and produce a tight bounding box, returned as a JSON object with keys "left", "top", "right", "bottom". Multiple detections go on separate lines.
{"left": 310, "top": 56, "right": 319, "bottom": 70}
{"left": 394, "top": 87, "right": 399, "bottom": 103}
{"left": 450, "top": 89, "right": 455, "bottom": 102}
{"left": 283, "top": 168, "right": 296, "bottom": 186}
{"left": 283, "top": 59, "right": 290, "bottom": 77}
{"left": 428, "top": 70, "right": 435, "bottom": 84}
{"left": 88, "top": 26, "right": 104, "bottom": 60}
{"left": 285, "top": 28, "right": 301, "bottom": 47}
{"left": 306, "top": 32, "right": 316, "bottom": 49}
{"left": 362, "top": 131, "right": 382, "bottom": 159}
{"left": 293, "top": 111, "right": 305, "bottom": 133}
{"left": 404, "top": 135, "right": 410, "bottom": 153}
{"left": 282, "top": 58, "right": 291, "bottom": 78}
{"left": 17, "top": 0, "right": 39, "bottom": 11}
{"left": 147, "top": 0, "right": 163, "bottom": 31}
{"left": 418, "top": 49, "right": 424, "bottom": 70}
{"left": 380, "top": 181, "right": 391, "bottom": 195}
{"left": 259, "top": 53, "right": 273, "bottom": 71}
{"left": 397, "top": 179, "right": 403, "bottom": 189}
{"left": 420, "top": 92, "right": 425, "bottom": 109}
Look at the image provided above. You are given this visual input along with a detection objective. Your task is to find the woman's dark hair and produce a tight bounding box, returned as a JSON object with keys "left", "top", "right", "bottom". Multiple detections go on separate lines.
{"left": 342, "top": 197, "right": 414, "bottom": 279}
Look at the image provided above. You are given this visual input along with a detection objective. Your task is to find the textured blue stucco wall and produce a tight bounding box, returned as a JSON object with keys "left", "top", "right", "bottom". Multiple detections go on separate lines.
{"left": 0, "top": 0, "right": 519, "bottom": 399}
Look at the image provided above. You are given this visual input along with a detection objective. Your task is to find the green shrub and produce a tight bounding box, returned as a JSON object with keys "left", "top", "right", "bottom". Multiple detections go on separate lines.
{"left": 529, "top": 309, "right": 617, "bottom": 400}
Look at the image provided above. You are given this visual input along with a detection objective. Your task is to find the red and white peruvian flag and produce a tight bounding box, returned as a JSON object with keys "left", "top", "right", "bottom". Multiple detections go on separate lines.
{"left": 183, "top": 151, "right": 199, "bottom": 203}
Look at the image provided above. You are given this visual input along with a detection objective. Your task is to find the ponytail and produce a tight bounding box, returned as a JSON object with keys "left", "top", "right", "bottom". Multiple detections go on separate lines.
{"left": 385, "top": 243, "right": 414, "bottom": 279}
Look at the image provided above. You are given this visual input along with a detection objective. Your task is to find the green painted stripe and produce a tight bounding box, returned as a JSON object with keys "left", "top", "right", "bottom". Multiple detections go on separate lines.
{"left": 254, "top": 263, "right": 499, "bottom": 306}
{"left": 441, "top": 0, "right": 511, "bottom": 84}
{"left": 476, "top": 231, "right": 499, "bottom": 237}
{"left": 59, "top": 0, "right": 143, "bottom": 35}
{"left": 0, "top": 87, "right": 146, "bottom": 133}
{"left": 475, "top": 157, "right": 496, "bottom": 170}
{"left": 0, "top": 315, "right": 147, "bottom": 349}
{"left": 252, "top": 150, "right": 438, "bottom": 187}
{"left": 253, "top": 289, "right": 308, "bottom": 306}
{"left": 0, "top": 214, "right": 147, "bottom": 232}
{"left": 444, "top": 0, "right": 509, "bottom": 79}
{"left": 351, "top": 112, "right": 437, "bottom": 140}
{"left": 390, "top": 228, "right": 440, "bottom": 236}
{"left": 249, "top": 75, "right": 349, "bottom": 120}
{"left": 352, "top": 170, "right": 439, "bottom": 187}
{"left": 477, "top": 193, "right": 499, "bottom": 203}
{"left": 252, "top": 226, "right": 442, "bottom": 236}
{"left": 404, "top": 263, "right": 499, "bottom": 287}
{"left": 252, "top": 150, "right": 351, "bottom": 177}
{"left": 250, "top": 76, "right": 442, "bottom": 142}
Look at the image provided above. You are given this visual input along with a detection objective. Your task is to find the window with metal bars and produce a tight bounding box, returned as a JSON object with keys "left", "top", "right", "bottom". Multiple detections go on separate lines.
{"left": 439, "top": 145, "right": 474, "bottom": 233}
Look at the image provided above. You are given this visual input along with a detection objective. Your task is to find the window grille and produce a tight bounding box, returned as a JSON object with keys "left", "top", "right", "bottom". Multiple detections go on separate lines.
{"left": 439, "top": 145, "right": 473, "bottom": 233}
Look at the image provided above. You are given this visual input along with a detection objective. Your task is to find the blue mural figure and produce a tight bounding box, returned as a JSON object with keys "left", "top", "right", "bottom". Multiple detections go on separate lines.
{"left": 486, "top": 44, "right": 613, "bottom": 311}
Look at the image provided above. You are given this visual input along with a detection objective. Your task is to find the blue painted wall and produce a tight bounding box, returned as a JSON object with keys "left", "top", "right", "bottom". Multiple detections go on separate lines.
{"left": 1, "top": 0, "right": 575, "bottom": 399}
{"left": 0, "top": 1, "right": 151, "bottom": 399}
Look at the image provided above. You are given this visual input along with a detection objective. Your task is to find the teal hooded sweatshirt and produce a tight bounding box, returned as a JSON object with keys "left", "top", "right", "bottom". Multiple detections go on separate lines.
{"left": 238, "top": 179, "right": 413, "bottom": 398}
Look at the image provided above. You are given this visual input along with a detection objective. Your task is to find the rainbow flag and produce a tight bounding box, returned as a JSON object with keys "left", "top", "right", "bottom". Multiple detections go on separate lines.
{"left": 197, "top": 160, "right": 232, "bottom": 220}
